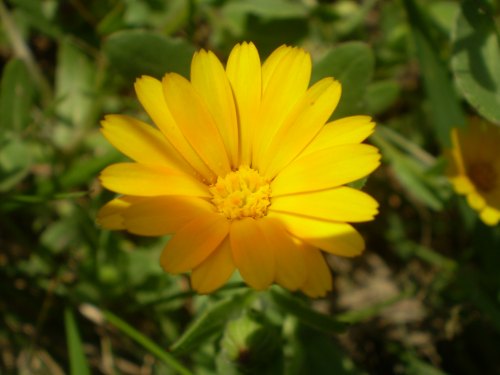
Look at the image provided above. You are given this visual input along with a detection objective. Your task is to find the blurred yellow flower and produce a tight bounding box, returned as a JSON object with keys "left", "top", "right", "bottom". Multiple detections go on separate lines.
{"left": 97, "top": 42, "right": 380, "bottom": 297}
{"left": 447, "top": 118, "right": 500, "bottom": 226}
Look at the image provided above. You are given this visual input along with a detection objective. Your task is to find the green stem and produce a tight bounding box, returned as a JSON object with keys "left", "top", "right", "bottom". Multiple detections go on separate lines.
{"left": 102, "top": 310, "right": 193, "bottom": 375}
{"left": 9, "top": 191, "right": 88, "bottom": 203}
{"left": 336, "top": 287, "right": 416, "bottom": 323}
{"left": 132, "top": 282, "right": 247, "bottom": 311}
{"left": 376, "top": 125, "right": 436, "bottom": 167}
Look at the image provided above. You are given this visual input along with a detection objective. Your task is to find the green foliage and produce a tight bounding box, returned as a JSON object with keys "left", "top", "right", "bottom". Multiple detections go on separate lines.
{"left": 103, "top": 309, "right": 192, "bottom": 374}
{"left": 402, "top": 0, "right": 465, "bottom": 145}
{"left": 364, "top": 80, "right": 401, "bottom": 116}
{"left": 451, "top": 0, "right": 500, "bottom": 125}
{"left": 2, "top": 0, "right": 500, "bottom": 374}
{"left": 312, "top": 42, "right": 374, "bottom": 119}
{"left": 103, "top": 30, "right": 196, "bottom": 79}
{"left": 222, "top": 0, "right": 309, "bottom": 20}
{"left": 372, "top": 125, "right": 450, "bottom": 211}
{"left": 0, "top": 137, "right": 32, "bottom": 192}
{"left": 170, "top": 291, "right": 255, "bottom": 355}
{"left": 287, "top": 324, "right": 364, "bottom": 375}
{"left": 55, "top": 39, "right": 96, "bottom": 129}
{"left": 270, "top": 288, "right": 348, "bottom": 333}
{"left": 218, "top": 309, "right": 283, "bottom": 374}
{"left": 0, "top": 59, "right": 36, "bottom": 134}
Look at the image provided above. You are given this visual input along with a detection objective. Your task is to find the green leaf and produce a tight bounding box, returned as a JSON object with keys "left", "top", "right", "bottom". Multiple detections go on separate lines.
{"left": 9, "top": 0, "right": 61, "bottom": 38}
{"left": 59, "top": 150, "right": 121, "bottom": 190}
{"left": 371, "top": 129, "right": 448, "bottom": 210}
{"left": 312, "top": 42, "right": 375, "bottom": 119}
{"left": 222, "top": 0, "right": 308, "bottom": 20}
{"left": 103, "top": 30, "right": 195, "bottom": 79}
{"left": 347, "top": 177, "right": 368, "bottom": 190}
{"left": 64, "top": 307, "right": 91, "bottom": 375}
{"left": 214, "top": 0, "right": 308, "bottom": 53}
{"left": 401, "top": 351, "right": 448, "bottom": 375}
{"left": 243, "top": 19, "right": 309, "bottom": 57}
{"left": 0, "top": 59, "right": 36, "bottom": 134}
{"left": 330, "top": 0, "right": 378, "bottom": 38}
{"left": 365, "top": 80, "right": 400, "bottom": 115}
{"left": 0, "top": 138, "right": 31, "bottom": 192}
{"left": 41, "top": 218, "right": 80, "bottom": 254}
{"left": 402, "top": 0, "right": 465, "bottom": 145}
{"left": 170, "top": 291, "right": 253, "bottom": 355}
{"left": 55, "top": 38, "right": 95, "bottom": 129}
{"left": 218, "top": 310, "right": 283, "bottom": 375}
{"left": 337, "top": 288, "right": 416, "bottom": 324}
{"left": 451, "top": 0, "right": 500, "bottom": 125}
{"left": 269, "top": 288, "right": 348, "bottom": 333}
{"left": 161, "top": 0, "right": 190, "bottom": 35}
{"left": 391, "top": 157, "right": 444, "bottom": 210}
{"left": 428, "top": 1, "right": 459, "bottom": 34}
{"left": 288, "top": 324, "right": 363, "bottom": 375}
{"left": 126, "top": 247, "right": 164, "bottom": 285}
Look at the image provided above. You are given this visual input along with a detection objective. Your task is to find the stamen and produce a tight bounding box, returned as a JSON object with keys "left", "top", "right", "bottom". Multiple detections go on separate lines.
{"left": 209, "top": 166, "right": 271, "bottom": 220}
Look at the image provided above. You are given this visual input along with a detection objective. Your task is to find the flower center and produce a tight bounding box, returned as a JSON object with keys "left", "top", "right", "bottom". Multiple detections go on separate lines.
{"left": 209, "top": 166, "right": 271, "bottom": 220}
{"left": 468, "top": 161, "right": 497, "bottom": 192}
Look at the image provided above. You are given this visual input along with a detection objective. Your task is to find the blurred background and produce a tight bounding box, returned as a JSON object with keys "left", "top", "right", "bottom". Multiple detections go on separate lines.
{"left": 1, "top": 0, "right": 500, "bottom": 374}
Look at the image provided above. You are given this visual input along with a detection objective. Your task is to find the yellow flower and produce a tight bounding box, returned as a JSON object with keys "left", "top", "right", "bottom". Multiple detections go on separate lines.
{"left": 447, "top": 118, "right": 500, "bottom": 226}
{"left": 97, "top": 42, "right": 380, "bottom": 297}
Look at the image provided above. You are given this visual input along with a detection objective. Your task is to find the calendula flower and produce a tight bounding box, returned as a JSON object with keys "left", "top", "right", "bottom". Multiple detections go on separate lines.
{"left": 97, "top": 42, "right": 380, "bottom": 297}
{"left": 447, "top": 118, "right": 500, "bottom": 226}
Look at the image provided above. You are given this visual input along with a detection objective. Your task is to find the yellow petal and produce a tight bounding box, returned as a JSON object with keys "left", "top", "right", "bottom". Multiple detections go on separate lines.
{"left": 191, "top": 50, "right": 239, "bottom": 166}
{"left": 270, "top": 212, "right": 365, "bottom": 257}
{"left": 300, "top": 246, "right": 333, "bottom": 298}
{"left": 270, "top": 186, "right": 379, "bottom": 223}
{"left": 254, "top": 47, "right": 311, "bottom": 168}
{"left": 100, "top": 163, "right": 210, "bottom": 197}
{"left": 301, "top": 116, "right": 375, "bottom": 157}
{"left": 160, "top": 212, "right": 229, "bottom": 274}
{"left": 226, "top": 42, "right": 262, "bottom": 166}
{"left": 450, "top": 175, "right": 474, "bottom": 194}
{"left": 191, "top": 238, "right": 235, "bottom": 293}
{"left": 261, "top": 45, "right": 293, "bottom": 91}
{"left": 271, "top": 144, "right": 380, "bottom": 196}
{"left": 259, "top": 217, "right": 307, "bottom": 291}
{"left": 97, "top": 196, "right": 142, "bottom": 230}
{"left": 134, "top": 76, "right": 214, "bottom": 181}
{"left": 122, "top": 196, "right": 214, "bottom": 236}
{"left": 162, "top": 73, "right": 231, "bottom": 177}
{"left": 479, "top": 206, "right": 500, "bottom": 226}
{"left": 101, "top": 115, "right": 190, "bottom": 171}
{"left": 448, "top": 128, "right": 467, "bottom": 175}
{"left": 466, "top": 191, "right": 486, "bottom": 210}
{"left": 262, "top": 78, "right": 342, "bottom": 178}
{"left": 230, "top": 218, "right": 274, "bottom": 290}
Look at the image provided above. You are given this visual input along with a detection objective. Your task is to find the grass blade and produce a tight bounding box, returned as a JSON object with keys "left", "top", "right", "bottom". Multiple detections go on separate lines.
{"left": 64, "top": 307, "right": 91, "bottom": 375}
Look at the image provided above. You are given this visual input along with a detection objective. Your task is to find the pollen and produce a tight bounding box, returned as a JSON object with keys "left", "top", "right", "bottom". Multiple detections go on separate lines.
{"left": 209, "top": 166, "right": 271, "bottom": 220}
